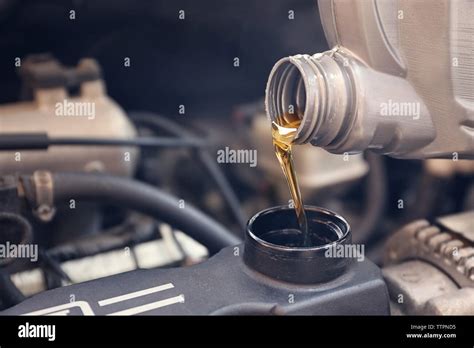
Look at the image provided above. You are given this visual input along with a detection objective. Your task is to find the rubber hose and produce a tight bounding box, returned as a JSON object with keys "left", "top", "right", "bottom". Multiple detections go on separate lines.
{"left": 353, "top": 152, "right": 387, "bottom": 244}
{"left": 0, "top": 270, "right": 25, "bottom": 308}
{"left": 128, "top": 111, "right": 247, "bottom": 231}
{"left": 49, "top": 173, "right": 241, "bottom": 254}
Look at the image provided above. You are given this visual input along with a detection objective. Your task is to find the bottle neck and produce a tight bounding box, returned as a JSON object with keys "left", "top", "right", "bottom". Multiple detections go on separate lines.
{"left": 265, "top": 50, "right": 354, "bottom": 148}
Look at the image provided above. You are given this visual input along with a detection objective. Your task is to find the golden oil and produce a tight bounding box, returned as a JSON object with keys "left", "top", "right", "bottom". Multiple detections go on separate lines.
{"left": 272, "top": 112, "right": 309, "bottom": 247}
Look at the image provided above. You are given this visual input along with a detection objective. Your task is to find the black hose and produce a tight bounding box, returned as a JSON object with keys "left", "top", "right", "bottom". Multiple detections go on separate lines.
{"left": 0, "top": 212, "right": 33, "bottom": 267}
{"left": 169, "top": 227, "right": 191, "bottom": 265}
{"left": 0, "top": 270, "right": 25, "bottom": 308}
{"left": 0, "top": 213, "right": 31, "bottom": 307}
{"left": 49, "top": 136, "right": 206, "bottom": 148}
{"left": 128, "top": 111, "right": 247, "bottom": 231}
{"left": 48, "top": 214, "right": 157, "bottom": 262}
{"left": 0, "top": 133, "right": 207, "bottom": 150}
{"left": 45, "top": 172, "right": 240, "bottom": 254}
{"left": 353, "top": 152, "right": 387, "bottom": 244}
{"left": 40, "top": 249, "right": 72, "bottom": 287}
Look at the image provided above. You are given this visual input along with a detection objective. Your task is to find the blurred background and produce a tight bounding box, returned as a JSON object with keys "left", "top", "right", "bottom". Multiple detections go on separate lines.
{"left": 0, "top": 0, "right": 472, "bottom": 307}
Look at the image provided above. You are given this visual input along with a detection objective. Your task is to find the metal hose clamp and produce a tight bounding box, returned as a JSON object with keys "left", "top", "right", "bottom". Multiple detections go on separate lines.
{"left": 32, "top": 170, "right": 56, "bottom": 222}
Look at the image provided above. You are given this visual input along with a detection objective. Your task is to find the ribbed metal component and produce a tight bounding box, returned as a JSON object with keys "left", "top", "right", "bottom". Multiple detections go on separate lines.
{"left": 385, "top": 217, "right": 474, "bottom": 286}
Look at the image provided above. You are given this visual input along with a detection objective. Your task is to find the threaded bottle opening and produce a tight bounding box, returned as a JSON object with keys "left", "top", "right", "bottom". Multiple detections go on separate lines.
{"left": 266, "top": 58, "right": 306, "bottom": 120}
{"left": 265, "top": 55, "right": 322, "bottom": 144}
{"left": 266, "top": 52, "right": 354, "bottom": 148}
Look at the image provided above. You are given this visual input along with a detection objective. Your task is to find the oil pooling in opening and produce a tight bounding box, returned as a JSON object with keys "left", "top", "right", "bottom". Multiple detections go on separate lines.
{"left": 272, "top": 112, "right": 309, "bottom": 247}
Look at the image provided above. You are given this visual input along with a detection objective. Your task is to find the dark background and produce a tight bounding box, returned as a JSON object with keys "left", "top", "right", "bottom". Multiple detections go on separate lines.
{"left": 0, "top": 0, "right": 327, "bottom": 116}
{"left": 0, "top": 0, "right": 470, "bottom": 257}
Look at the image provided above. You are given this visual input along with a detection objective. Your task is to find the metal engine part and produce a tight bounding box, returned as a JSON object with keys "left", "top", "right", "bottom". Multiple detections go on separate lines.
{"left": 383, "top": 211, "right": 474, "bottom": 315}
{"left": 1, "top": 243, "right": 389, "bottom": 316}
{"left": 10, "top": 227, "right": 208, "bottom": 297}
{"left": 1, "top": 204, "right": 389, "bottom": 316}
{"left": 0, "top": 55, "right": 138, "bottom": 176}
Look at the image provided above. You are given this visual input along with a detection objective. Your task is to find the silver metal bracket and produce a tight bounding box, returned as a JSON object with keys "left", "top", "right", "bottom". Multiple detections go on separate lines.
{"left": 32, "top": 170, "right": 56, "bottom": 222}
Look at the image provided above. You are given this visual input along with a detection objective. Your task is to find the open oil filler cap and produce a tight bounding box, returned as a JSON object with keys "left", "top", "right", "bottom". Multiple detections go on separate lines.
{"left": 243, "top": 205, "right": 353, "bottom": 284}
